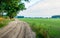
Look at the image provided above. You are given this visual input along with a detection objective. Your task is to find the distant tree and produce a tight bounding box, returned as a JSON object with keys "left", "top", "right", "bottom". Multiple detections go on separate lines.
{"left": 52, "top": 15, "right": 60, "bottom": 18}
{"left": 16, "top": 16, "right": 24, "bottom": 18}
{"left": 0, "top": 0, "right": 29, "bottom": 19}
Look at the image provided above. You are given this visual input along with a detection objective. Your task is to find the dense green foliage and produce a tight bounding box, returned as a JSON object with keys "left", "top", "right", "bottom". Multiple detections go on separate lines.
{"left": 19, "top": 18, "right": 60, "bottom": 38}
{"left": 0, "top": 0, "right": 28, "bottom": 18}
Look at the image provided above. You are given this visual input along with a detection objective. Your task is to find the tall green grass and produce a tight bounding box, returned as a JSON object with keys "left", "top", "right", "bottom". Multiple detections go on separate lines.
{"left": 19, "top": 18, "right": 60, "bottom": 38}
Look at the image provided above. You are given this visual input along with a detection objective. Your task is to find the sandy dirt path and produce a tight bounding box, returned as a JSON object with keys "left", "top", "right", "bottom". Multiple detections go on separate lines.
{"left": 0, "top": 19, "right": 35, "bottom": 38}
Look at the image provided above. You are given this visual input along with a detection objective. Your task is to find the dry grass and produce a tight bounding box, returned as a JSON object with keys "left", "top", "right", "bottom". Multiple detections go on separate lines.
{"left": 0, "top": 17, "right": 10, "bottom": 28}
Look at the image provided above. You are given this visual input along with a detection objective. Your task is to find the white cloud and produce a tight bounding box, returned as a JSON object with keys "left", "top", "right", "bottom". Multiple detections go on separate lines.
{"left": 18, "top": 0, "right": 60, "bottom": 17}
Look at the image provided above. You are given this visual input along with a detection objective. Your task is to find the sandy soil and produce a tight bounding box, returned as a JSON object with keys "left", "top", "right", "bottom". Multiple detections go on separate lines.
{"left": 0, "top": 19, "right": 35, "bottom": 38}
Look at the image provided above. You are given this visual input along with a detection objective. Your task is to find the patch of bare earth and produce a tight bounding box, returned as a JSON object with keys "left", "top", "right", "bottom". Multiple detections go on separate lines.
{"left": 0, "top": 19, "right": 36, "bottom": 38}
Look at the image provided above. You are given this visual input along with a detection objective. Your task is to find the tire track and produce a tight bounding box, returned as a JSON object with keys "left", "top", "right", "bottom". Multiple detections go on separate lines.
{"left": 2, "top": 22, "right": 22, "bottom": 38}
{"left": 0, "top": 21, "right": 18, "bottom": 38}
{"left": 0, "top": 19, "right": 36, "bottom": 38}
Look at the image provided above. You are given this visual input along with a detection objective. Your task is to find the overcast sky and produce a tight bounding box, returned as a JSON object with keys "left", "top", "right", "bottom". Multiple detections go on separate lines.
{"left": 18, "top": 0, "right": 60, "bottom": 17}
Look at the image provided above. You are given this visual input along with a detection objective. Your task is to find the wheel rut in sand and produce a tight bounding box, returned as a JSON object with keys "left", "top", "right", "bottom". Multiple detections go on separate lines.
{"left": 0, "top": 20, "right": 36, "bottom": 38}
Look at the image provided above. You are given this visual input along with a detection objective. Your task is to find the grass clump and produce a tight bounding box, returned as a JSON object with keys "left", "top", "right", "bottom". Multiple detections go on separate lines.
{"left": 0, "top": 17, "right": 10, "bottom": 28}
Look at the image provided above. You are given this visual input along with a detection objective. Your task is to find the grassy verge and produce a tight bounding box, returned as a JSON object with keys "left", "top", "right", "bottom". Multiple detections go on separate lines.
{"left": 19, "top": 18, "right": 60, "bottom": 38}
{"left": 0, "top": 19, "right": 10, "bottom": 28}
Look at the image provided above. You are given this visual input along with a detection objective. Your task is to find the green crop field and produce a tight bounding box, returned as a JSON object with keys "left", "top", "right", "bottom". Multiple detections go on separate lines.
{"left": 19, "top": 18, "right": 60, "bottom": 38}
